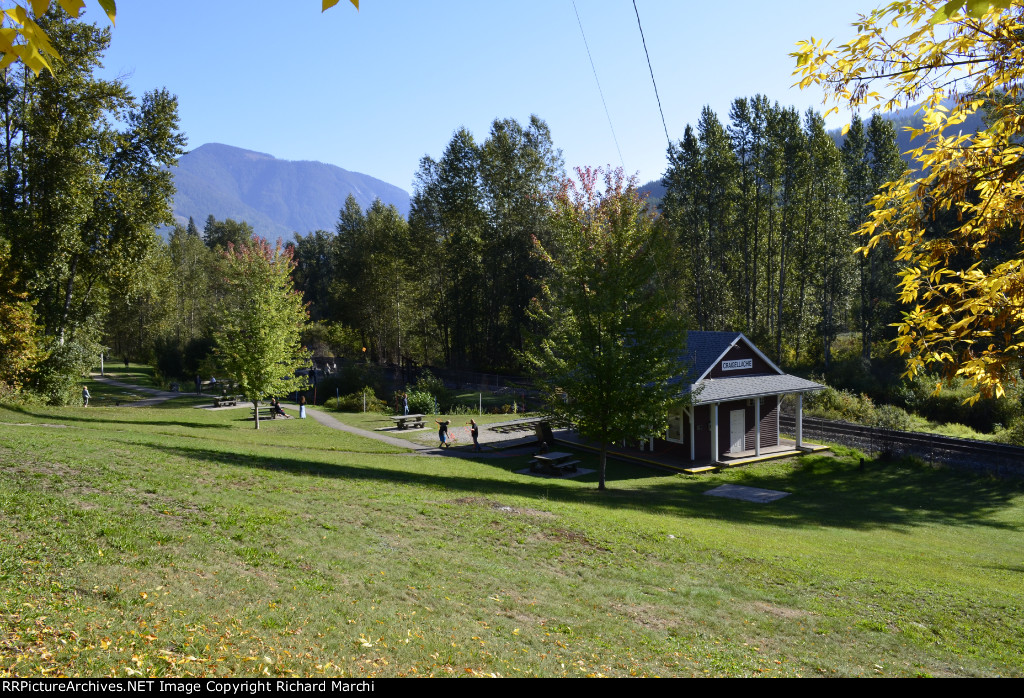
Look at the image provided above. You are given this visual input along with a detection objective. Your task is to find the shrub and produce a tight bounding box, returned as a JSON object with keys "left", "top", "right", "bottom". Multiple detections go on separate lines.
{"left": 323, "top": 386, "right": 387, "bottom": 413}
{"left": 32, "top": 338, "right": 97, "bottom": 405}
{"left": 316, "top": 364, "right": 387, "bottom": 405}
{"left": 871, "top": 404, "right": 912, "bottom": 431}
{"left": 804, "top": 386, "right": 876, "bottom": 424}
{"left": 0, "top": 381, "right": 44, "bottom": 405}
{"left": 406, "top": 390, "right": 436, "bottom": 415}
{"left": 991, "top": 416, "right": 1024, "bottom": 446}
{"left": 410, "top": 370, "right": 452, "bottom": 411}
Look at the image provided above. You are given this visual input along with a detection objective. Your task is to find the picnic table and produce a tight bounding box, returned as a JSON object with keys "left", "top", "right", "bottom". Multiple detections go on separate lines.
{"left": 530, "top": 451, "right": 580, "bottom": 475}
{"left": 251, "top": 405, "right": 289, "bottom": 419}
{"left": 389, "top": 413, "right": 425, "bottom": 430}
{"left": 213, "top": 395, "right": 240, "bottom": 407}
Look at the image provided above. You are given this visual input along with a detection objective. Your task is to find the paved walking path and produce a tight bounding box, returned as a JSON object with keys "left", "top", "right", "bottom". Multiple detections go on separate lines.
{"left": 89, "top": 374, "right": 187, "bottom": 406}
{"left": 87, "top": 373, "right": 539, "bottom": 459}
{"left": 305, "top": 408, "right": 540, "bottom": 459}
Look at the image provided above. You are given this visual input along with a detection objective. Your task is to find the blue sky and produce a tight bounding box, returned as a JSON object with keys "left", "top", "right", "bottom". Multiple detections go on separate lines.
{"left": 95, "top": 1, "right": 882, "bottom": 193}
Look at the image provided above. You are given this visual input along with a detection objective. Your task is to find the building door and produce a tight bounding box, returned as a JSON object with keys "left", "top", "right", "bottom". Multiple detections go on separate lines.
{"left": 729, "top": 410, "right": 745, "bottom": 453}
{"left": 666, "top": 406, "right": 684, "bottom": 444}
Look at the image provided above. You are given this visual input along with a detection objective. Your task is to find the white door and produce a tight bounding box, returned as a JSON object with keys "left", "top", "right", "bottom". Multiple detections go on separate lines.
{"left": 729, "top": 410, "right": 745, "bottom": 454}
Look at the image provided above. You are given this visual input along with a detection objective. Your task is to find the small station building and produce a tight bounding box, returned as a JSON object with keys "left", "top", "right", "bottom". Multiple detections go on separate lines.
{"left": 663, "top": 331, "right": 825, "bottom": 464}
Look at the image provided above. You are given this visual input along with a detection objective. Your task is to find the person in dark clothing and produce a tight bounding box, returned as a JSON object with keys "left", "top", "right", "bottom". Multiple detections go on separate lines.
{"left": 467, "top": 419, "right": 481, "bottom": 452}
{"left": 435, "top": 418, "right": 451, "bottom": 448}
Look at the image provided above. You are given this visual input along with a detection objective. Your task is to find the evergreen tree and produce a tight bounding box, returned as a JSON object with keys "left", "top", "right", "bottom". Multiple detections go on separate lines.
{"left": 203, "top": 216, "right": 254, "bottom": 251}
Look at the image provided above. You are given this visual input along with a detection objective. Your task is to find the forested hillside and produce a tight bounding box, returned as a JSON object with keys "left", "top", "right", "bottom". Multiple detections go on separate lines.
{"left": 169, "top": 143, "right": 411, "bottom": 239}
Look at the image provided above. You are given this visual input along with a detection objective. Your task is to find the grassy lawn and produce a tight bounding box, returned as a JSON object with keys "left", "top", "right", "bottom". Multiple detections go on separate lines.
{"left": 1, "top": 402, "right": 1022, "bottom": 677}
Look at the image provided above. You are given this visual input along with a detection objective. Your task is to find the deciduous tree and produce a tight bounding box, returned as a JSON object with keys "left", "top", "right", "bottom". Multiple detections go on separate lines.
{"left": 214, "top": 239, "right": 310, "bottom": 429}
{"left": 523, "top": 167, "right": 686, "bottom": 491}
{"left": 793, "top": 0, "right": 1024, "bottom": 400}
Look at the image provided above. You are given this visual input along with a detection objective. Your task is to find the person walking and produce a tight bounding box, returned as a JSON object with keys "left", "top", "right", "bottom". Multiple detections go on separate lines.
{"left": 435, "top": 418, "right": 451, "bottom": 448}
{"left": 82, "top": 386, "right": 90, "bottom": 407}
{"left": 403, "top": 392, "right": 409, "bottom": 416}
{"left": 467, "top": 418, "right": 481, "bottom": 452}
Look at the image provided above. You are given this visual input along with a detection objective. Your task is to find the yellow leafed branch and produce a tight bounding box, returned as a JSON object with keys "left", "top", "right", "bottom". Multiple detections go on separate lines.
{"left": 794, "top": 0, "right": 1024, "bottom": 402}
{"left": 2, "top": 1, "right": 358, "bottom": 75}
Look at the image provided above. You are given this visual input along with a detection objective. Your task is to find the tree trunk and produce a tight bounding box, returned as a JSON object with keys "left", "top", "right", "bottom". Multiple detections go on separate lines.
{"left": 57, "top": 253, "right": 80, "bottom": 345}
{"left": 598, "top": 441, "right": 608, "bottom": 491}
{"left": 253, "top": 399, "right": 260, "bottom": 430}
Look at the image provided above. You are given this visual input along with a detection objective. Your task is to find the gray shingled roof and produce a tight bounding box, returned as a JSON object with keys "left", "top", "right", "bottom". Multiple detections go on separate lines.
{"left": 669, "top": 331, "right": 745, "bottom": 387}
{"left": 684, "top": 331, "right": 745, "bottom": 378}
{"left": 691, "top": 374, "right": 824, "bottom": 405}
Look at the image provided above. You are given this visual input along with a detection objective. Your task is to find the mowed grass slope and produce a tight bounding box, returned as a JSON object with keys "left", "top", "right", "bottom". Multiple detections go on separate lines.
{"left": 1, "top": 402, "right": 1022, "bottom": 677}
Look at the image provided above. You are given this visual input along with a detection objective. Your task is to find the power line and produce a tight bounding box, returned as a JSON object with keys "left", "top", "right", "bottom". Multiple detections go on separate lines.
{"left": 572, "top": 0, "right": 625, "bottom": 170}
{"left": 633, "top": 0, "right": 671, "bottom": 148}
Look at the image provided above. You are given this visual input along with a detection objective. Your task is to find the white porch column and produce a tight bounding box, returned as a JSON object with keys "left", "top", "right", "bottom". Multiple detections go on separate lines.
{"left": 754, "top": 397, "right": 761, "bottom": 456}
{"left": 689, "top": 406, "right": 695, "bottom": 462}
{"left": 796, "top": 393, "right": 803, "bottom": 449}
{"left": 711, "top": 403, "right": 719, "bottom": 463}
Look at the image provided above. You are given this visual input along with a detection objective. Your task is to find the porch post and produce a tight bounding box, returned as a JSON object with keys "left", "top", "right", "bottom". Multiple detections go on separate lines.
{"left": 796, "top": 393, "right": 803, "bottom": 449}
{"left": 688, "top": 406, "right": 695, "bottom": 462}
{"left": 754, "top": 396, "right": 761, "bottom": 456}
{"left": 711, "top": 402, "right": 719, "bottom": 463}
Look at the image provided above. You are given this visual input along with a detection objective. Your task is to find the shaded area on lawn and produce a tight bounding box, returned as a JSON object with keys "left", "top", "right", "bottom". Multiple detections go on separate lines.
{"left": 144, "top": 440, "right": 1024, "bottom": 532}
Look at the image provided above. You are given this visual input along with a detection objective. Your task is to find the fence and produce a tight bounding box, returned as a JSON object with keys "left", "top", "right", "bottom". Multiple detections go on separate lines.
{"left": 779, "top": 413, "right": 1024, "bottom": 477}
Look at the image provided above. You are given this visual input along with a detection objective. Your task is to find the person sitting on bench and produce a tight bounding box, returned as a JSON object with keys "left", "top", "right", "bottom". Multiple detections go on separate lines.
{"left": 271, "top": 397, "right": 290, "bottom": 418}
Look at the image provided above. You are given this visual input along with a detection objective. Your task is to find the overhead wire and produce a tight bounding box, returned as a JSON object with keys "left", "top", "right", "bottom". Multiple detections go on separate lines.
{"left": 632, "top": 0, "right": 671, "bottom": 149}
{"left": 572, "top": 0, "right": 626, "bottom": 170}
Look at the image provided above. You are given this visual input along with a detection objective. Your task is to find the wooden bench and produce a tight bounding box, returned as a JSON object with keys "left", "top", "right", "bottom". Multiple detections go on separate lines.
{"left": 389, "top": 414, "right": 425, "bottom": 430}
{"left": 213, "top": 395, "right": 239, "bottom": 407}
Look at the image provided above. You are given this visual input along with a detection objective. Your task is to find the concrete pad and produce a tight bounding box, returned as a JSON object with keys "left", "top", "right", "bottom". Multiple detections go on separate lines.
{"left": 515, "top": 467, "right": 594, "bottom": 480}
{"left": 704, "top": 484, "right": 790, "bottom": 503}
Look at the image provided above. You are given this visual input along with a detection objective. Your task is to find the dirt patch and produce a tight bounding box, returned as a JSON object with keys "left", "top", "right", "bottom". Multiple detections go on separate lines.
{"left": 611, "top": 602, "right": 673, "bottom": 630}
{"left": 448, "top": 496, "right": 555, "bottom": 519}
{"left": 0, "top": 422, "right": 68, "bottom": 428}
{"left": 749, "top": 601, "right": 812, "bottom": 619}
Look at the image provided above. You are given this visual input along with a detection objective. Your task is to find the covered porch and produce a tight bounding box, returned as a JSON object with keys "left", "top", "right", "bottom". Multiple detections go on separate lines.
{"left": 552, "top": 427, "right": 827, "bottom": 474}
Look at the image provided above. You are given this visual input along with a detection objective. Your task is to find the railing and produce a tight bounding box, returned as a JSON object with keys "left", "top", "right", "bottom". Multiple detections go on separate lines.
{"left": 780, "top": 413, "right": 1024, "bottom": 477}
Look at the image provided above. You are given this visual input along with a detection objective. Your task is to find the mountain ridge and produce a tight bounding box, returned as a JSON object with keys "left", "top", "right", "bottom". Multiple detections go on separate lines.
{"left": 168, "top": 143, "right": 411, "bottom": 238}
